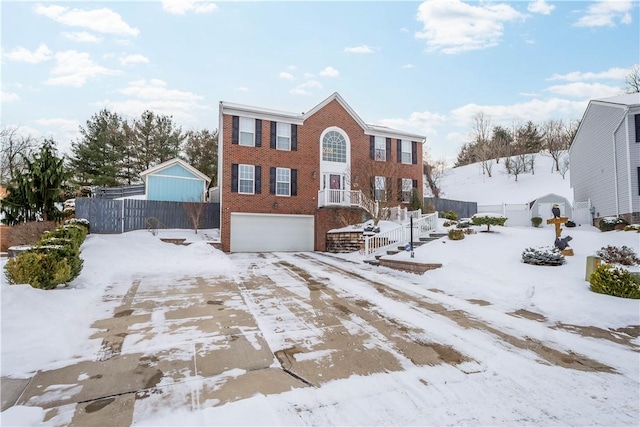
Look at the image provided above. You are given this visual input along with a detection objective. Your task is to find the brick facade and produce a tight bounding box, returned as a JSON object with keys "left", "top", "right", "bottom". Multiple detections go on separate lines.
{"left": 219, "top": 93, "right": 425, "bottom": 252}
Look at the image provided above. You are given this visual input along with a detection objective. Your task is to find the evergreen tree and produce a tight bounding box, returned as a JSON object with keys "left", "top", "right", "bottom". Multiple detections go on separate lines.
{"left": 69, "top": 109, "right": 126, "bottom": 187}
{"left": 1, "top": 139, "right": 68, "bottom": 225}
{"left": 183, "top": 129, "right": 218, "bottom": 186}
{"left": 131, "top": 110, "right": 184, "bottom": 175}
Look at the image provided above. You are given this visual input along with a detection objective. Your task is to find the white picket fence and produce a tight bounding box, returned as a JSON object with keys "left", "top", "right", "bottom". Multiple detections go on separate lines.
{"left": 362, "top": 212, "right": 438, "bottom": 256}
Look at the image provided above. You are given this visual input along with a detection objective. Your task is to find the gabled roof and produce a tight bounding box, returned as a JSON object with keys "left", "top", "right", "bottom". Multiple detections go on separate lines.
{"left": 592, "top": 92, "right": 640, "bottom": 108}
{"left": 220, "top": 92, "right": 427, "bottom": 142}
{"left": 140, "top": 158, "right": 211, "bottom": 183}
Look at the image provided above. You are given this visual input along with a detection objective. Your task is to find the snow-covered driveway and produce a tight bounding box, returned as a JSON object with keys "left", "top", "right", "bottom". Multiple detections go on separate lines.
{"left": 3, "top": 242, "right": 639, "bottom": 426}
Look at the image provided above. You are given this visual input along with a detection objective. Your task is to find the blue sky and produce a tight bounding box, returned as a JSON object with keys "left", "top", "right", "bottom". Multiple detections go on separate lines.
{"left": 1, "top": 0, "right": 638, "bottom": 162}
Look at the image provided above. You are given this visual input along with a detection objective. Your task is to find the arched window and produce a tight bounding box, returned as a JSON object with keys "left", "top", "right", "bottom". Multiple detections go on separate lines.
{"left": 322, "top": 130, "right": 347, "bottom": 163}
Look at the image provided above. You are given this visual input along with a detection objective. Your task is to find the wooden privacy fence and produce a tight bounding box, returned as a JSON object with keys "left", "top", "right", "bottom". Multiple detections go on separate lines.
{"left": 423, "top": 197, "right": 478, "bottom": 219}
{"left": 76, "top": 198, "right": 220, "bottom": 234}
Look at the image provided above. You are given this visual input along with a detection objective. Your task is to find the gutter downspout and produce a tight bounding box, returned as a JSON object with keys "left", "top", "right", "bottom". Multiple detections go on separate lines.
{"left": 624, "top": 111, "right": 633, "bottom": 217}
{"left": 218, "top": 102, "right": 224, "bottom": 244}
{"left": 612, "top": 107, "right": 628, "bottom": 217}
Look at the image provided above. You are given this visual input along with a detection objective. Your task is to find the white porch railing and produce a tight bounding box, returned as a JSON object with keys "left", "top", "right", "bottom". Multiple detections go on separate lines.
{"left": 362, "top": 212, "right": 438, "bottom": 256}
{"left": 318, "top": 189, "right": 366, "bottom": 209}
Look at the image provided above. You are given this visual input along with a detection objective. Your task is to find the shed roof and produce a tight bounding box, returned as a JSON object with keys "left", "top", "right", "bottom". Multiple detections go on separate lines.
{"left": 140, "top": 158, "right": 211, "bottom": 183}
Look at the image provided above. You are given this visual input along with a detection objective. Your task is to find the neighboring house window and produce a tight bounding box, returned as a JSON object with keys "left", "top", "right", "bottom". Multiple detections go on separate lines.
{"left": 277, "top": 123, "right": 291, "bottom": 150}
{"left": 322, "top": 131, "right": 346, "bottom": 163}
{"left": 401, "top": 140, "right": 412, "bottom": 164}
{"left": 635, "top": 114, "right": 640, "bottom": 143}
{"left": 238, "top": 164, "right": 255, "bottom": 194}
{"left": 239, "top": 117, "right": 255, "bottom": 146}
{"left": 374, "top": 136, "right": 386, "bottom": 161}
{"left": 400, "top": 178, "right": 413, "bottom": 202}
{"left": 276, "top": 167, "right": 290, "bottom": 196}
{"left": 374, "top": 176, "right": 387, "bottom": 202}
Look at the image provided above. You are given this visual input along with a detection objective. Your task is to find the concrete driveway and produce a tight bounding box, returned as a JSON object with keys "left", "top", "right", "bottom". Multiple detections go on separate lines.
{"left": 2, "top": 252, "right": 634, "bottom": 426}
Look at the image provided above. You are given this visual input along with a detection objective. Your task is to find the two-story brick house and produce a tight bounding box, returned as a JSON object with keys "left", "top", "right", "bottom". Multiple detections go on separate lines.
{"left": 218, "top": 92, "right": 426, "bottom": 252}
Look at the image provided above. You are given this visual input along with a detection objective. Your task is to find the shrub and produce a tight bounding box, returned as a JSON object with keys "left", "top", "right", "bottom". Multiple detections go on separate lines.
{"left": 442, "top": 220, "right": 457, "bottom": 227}
{"left": 463, "top": 228, "right": 476, "bottom": 235}
{"left": 531, "top": 217, "right": 543, "bottom": 228}
{"left": 4, "top": 251, "right": 72, "bottom": 290}
{"left": 472, "top": 213, "right": 507, "bottom": 232}
{"left": 522, "top": 247, "right": 565, "bottom": 266}
{"left": 4, "top": 221, "right": 58, "bottom": 249}
{"left": 448, "top": 229, "right": 465, "bottom": 240}
{"left": 599, "top": 217, "right": 628, "bottom": 232}
{"left": 595, "top": 245, "right": 640, "bottom": 266}
{"left": 623, "top": 224, "right": 640, "bottom": 232}
{"left": 424, "top": 204, "right": 436, "bottom": 214}
{"left": 46, "top": 224, "right": 87, "bottom": 250}
{"left": 440, "top": 210, "right": 458, "bottom": 221}
{"left": 456, "top": 218, "right": 472, "bottom": 229}
{"left": 589, "top": 264, "right": 640, "bottom": 299}
{"left": 65, "top": 218, "right": 90, "bottom": 234}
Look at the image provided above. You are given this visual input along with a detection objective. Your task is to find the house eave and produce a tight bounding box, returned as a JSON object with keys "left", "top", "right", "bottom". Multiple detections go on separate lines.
{"left": 220, "top": 101, "right": 304, "bottom": 125}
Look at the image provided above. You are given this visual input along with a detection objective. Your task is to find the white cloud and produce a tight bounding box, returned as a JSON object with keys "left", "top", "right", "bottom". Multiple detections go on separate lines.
{"left": 34, "top": 4, "right": 139, "bottom": 36}
{"left": 1, "top": 90, "right": 20, "bottom": 102}
{"left": 376, "top": 110, "right": 447, "bottom": 140}
{"left": 415, "top": 0, "right": 524, "bottom": 54}
{"left": 119, "top": 54, "right": 150, "bottom": 66}
{"left": 46, "top": 50, "right": 121, "bottom": 87}
{"left": 288, "top": 65, "right": 297, "bottom": 70}
{"left": 289, "top": 80, "right": 322, "bottom": 96}
{"left": 304, "top": 72, "right": 315, "bottom": 78}
{"left": 4, "top": 44, "right": 53, "bottom": 64}
{"left": 161, "top": 0, "right": 218, "bottom": 14}
{"left": 62, "top": 31, "right": 102, "bottom": 43}
{"left": 319, "top": 66, "right": 339, "bottom": 77}
{"left": 574, "top": 0, "right": 633, "bottom": 27}
{"left": 544, "top": 82, "right": 621, "bottom": 99}
{"left": 237, "top": 86, "right": 249, "bottom": 92}
{"left": 547, "top": 67, "right": 630, "bottom": 82}
{"left": 402, "top": 64, "right": 415, "bottom": 69}
{"left": 94, "top": 79, "right": 210, "bottom": 123}
{"left": 344, "top": 45, "right": 374, "bottom": 54}
{"left": 279, "top": 72, "right": 294, "bottom": 80}
{"left": 35, "top": 118, "right": 81, "bottom": 154}
{"left": 528, "top": 0, "right": 554, "bottom": 15}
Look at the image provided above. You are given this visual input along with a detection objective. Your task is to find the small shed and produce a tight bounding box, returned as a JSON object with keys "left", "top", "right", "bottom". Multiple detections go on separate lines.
{"left": 529, "top": 193, "right": 573, "bottom": 225}
{"left": 141, "top": 158, "right": 211, "bottom": 202}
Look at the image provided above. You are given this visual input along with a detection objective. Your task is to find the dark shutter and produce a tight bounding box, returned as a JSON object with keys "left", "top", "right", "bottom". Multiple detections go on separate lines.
{"left": 231, "top": 164, "right": 238, "bottom": 192}
{"left": 412, "top": 179, "right": 418, "bottom": 189}
{"left": 270, "top": 121, "right": 277, "bottom": 149}
{"left": 635, "top": 114, "right": 640, "bottom": 143}
{"left": 370, "top": 135, "right": 375, "bottom": 159}
{"left": 232, "top": 116, "right": 239, "bottom": 144}
{"left": 255, "top": 166, "right": 262, "bottom": 194}
{"left": 386, "top": 138, "right": 392, "bottom": 162}
{"left": 269, "top": 167, "right": 276, "bottom": 194}
{"left": 255, "top": 119, "right": 262, "bottom": 147}
{"left": 412, "top": 141, "right": 418, "bottom": 164}
{"left": 291, "top": 169, "right": 297, "bottom": 196}
{"left": 397, "top": 139, "right": 402, "bottom": 163}
{"left": 291, "top": 124, "right": 298, "bottom": 151}
{"left": 637, "top": 167, "right": 640, "bottom": 195}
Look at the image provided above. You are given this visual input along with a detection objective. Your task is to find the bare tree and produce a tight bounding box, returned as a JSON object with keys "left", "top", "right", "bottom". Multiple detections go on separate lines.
{"left": 423, "top": 159, "right": 447, "bottom": 198}
{"left": 471, "top": 112, "right": 494, "bottom": 177}
{"left": 183, "top": 201, "right": 206, "bottom": 234}
{"left": 542, "top": 119, "right": 569, "bottom": 172}
{"left": 558, "top": 155, "right": 570, "bottom": 179}
{"left": 624, "top": 64, "right": 640, "bottom": 94}
{"left": 0, "top": 126, "right": 36, "bottom": 185}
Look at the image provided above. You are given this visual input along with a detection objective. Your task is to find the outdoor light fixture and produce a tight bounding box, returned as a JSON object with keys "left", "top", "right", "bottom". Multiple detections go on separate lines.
{"left": 312, "top": 171, "right": 317, "bottom": 179}
{"left": 273, "top": 202, "right": 278, "bottom": 209}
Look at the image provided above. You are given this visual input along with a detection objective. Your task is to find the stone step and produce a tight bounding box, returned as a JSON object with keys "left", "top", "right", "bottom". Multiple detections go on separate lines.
{"left": 386, "top": 250, "right": 400, "bottom": 256}
{"left": 419, "top": 237, "right": 439, "bottom": 242}
{"left": 363, "top": 259, "right": 380, "bottom": 266}
{"left": 430, "top": 232, "right": 448, "bottom": 238}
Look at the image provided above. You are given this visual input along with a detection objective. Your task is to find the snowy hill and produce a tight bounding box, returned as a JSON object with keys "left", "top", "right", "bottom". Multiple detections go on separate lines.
{"left": 434, "top": 152, "right": 573, "bottom": 206}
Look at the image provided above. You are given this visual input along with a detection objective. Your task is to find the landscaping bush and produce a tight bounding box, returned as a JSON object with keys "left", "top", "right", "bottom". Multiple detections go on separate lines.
{"left": 531, "top": 217, "right": 543, "bottom": 228}
{"left": 522, "top": 247, "right": 565, "bottom": 266}
{"left": 45, "top": 224, "right": 87, "bottom": 250}
{"left": 4, "top": 221, "right": 58, "bottom": 249}
{"left": 448, "top": 229, "right": 465, "bottom": 240}
{"left": 472, "top": 213, "right": 507, "bottom": 232}
{"left": 456, "top": 218, "right": 472, "bottom": 229}
{"left": 599, "top": 217, "right": 628, "bottom": 232}
{"left": 589, "top": 264, "right": 640, "bottom": 299}
{"left": 595, "top": 245, "right": 640, "bottom": 266}
{"left": 440, "top": 210, "right": 458, "bottom": 221}
{"left": 623, "top": 224, "right": 640, "bottom": 232}
{"left": 442, "top": 220, "right": 457, "bottom": 227}
{"left": 4, "top": 251, "right": 72, "bottom": 290}
{"left": 424, "top": 204, "right": 436, "bottom": 214}
{"left": 65, "top": 218, "right": 90, "bottom": 234}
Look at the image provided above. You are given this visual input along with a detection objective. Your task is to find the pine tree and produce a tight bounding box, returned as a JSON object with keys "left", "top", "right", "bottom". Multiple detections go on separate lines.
{"left": 131, "top": 110, "right": 185, "bottom": 176}
{"left": 69, "top": 109, "right": 126, "bottom": 187}
{"left": 1, "top": 139, "right": 68, "bottom": 225}
{"left": 183, "top": 129, "right": 218, "bottom": 186}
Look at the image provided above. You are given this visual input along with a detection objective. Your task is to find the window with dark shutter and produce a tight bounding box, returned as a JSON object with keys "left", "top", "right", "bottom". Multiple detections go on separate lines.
{"left": 232, "top": 116, "right": 239, "bottom": 144}
{"left": 255, "top": 166, "right": 262, "bottom": 194}
{"left": 386, "top": 138, "right": 392, "bottom": 162}
{"left": 291, "top": 169, "right": 297, "bottom": 196}
{"left": 255, "top": 119, "right": 262, "bottom": 147}
{"left": 270, "top": 121, "right": 276, "bottom": 149}
{"left": 292, "top": 124, "right": 298, "bottom": 151}
{"left": 269, "top": 167, "right": 276, "bottom": 194}
{"left": 231, "top": 164, "right": 238, "bottom": 192}
{"left": 635, "top": 115, "right": 640, "bottom": 143}
{"left": 412, "top": 141, "right": 418, "bottom": 164}
{"left": 412, "top": 179, "right": 418, "bottom": 189}
{"left": 396, "top": 139, "right": 402, "bottom": 163}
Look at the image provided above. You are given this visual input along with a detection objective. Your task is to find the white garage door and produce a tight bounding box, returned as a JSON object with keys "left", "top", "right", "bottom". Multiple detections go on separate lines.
{"left": 230, "top": 213, "right": 315, "bottom": 252}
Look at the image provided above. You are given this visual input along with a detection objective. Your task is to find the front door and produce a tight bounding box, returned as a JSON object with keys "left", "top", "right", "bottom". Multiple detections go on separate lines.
{"left": 329, "top": 174, "right": 341, "bottom": 190}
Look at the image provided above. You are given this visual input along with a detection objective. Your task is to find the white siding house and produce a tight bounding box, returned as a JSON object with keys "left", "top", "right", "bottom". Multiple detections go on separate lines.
{"left": 569, "top": 93, "right": 640, "bottom": 225}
